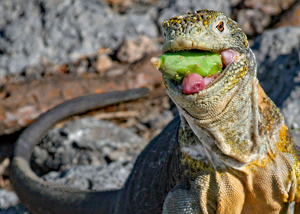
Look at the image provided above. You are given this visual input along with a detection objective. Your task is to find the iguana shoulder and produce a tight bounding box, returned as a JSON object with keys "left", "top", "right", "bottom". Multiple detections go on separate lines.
{"left": 257, "top": 82, "right": 300, "bottom": 203}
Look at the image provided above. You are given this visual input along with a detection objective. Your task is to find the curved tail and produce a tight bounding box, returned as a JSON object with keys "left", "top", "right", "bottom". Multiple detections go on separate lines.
{"left": 10, "top": 88, "right": 149, "bottom": 214}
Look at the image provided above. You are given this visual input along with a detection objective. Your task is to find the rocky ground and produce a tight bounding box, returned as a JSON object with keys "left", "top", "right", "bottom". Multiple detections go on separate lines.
{"left": 1, "top": 0, "right": 300, "bottom": 213}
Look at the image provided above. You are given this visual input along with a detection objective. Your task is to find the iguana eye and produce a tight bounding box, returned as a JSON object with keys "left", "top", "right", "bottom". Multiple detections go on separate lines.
{"left": 216, "top": 21, "right": 224, "bottom": 32}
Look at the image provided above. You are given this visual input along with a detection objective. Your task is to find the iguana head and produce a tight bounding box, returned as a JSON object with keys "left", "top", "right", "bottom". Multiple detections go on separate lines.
{"left": 162, "top": 10, "right": 248, "bottom": 54}
{"left": 154, "top": 10, "right": 255, "bottom": 122}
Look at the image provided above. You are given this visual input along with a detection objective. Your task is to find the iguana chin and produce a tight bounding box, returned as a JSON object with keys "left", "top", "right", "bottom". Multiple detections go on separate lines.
{"left": 10, "top": 9, "right": 300, "bottom": 214}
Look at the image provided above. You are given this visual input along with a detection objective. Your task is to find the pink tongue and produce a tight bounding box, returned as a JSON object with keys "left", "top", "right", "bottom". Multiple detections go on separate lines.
{"left": 182, "top": 49, "right": 239, "bottom": 95}
{"left": 182, "top": 73, "right": 205, "bottom": 94}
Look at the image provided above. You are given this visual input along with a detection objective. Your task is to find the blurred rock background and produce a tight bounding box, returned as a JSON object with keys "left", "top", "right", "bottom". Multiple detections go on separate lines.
{"left": 1, "top": 0, "right": 300, "bottom": 213}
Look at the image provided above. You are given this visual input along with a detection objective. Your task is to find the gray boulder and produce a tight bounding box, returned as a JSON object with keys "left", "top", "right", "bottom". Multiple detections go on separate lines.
{"left": 31, "top": 117, "right": 147, "bottom": 177}
{"left": 0, "top": 0, "right": 231, "bottom": 78}
{"left": 0, "top": 0, "right": 158, "bottom": 77}
{"left": 0, "top": 189, "right": 28, "bottom": 214}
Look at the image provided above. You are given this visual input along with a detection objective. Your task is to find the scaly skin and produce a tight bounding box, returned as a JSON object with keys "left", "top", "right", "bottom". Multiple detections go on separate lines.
{"left": 10, "top": 10, "right": 300, "bottom": 214}
{"left": 160, "top": 10, "right": 300, "bottom": 213}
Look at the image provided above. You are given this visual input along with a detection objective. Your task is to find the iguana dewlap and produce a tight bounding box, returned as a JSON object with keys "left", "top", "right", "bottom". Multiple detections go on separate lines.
{"left": 9, "top": 9, "right": 300, "bottom": 214}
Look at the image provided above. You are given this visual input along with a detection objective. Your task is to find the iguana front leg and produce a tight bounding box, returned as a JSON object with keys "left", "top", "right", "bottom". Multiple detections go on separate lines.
{"left": 152, "top": 10, "right": 300, "bottom": 214}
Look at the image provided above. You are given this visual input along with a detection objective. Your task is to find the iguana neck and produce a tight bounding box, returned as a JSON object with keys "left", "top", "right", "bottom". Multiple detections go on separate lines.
{"left": 175, "top": 50, "right": 275, "bottom": 171}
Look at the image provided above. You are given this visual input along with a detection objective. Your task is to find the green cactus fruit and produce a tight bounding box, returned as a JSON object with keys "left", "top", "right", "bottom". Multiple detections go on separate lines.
{"left": 151, "top": 50, "right": 223, "bottom": 82}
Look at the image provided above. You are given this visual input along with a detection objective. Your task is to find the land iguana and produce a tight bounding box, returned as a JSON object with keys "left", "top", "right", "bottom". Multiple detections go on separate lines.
{"left": 10, "top": 10, "right": 300, "bottom": 214}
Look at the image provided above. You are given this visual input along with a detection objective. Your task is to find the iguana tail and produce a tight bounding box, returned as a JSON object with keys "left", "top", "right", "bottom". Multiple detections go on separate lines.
{"left": 10, "top": 88, "right": 149, "bottom": 214}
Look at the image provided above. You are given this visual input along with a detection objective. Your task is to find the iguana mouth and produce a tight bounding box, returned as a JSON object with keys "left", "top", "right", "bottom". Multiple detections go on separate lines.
{"left": 167, "top": 49, "right": 240, "bottom": 95}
